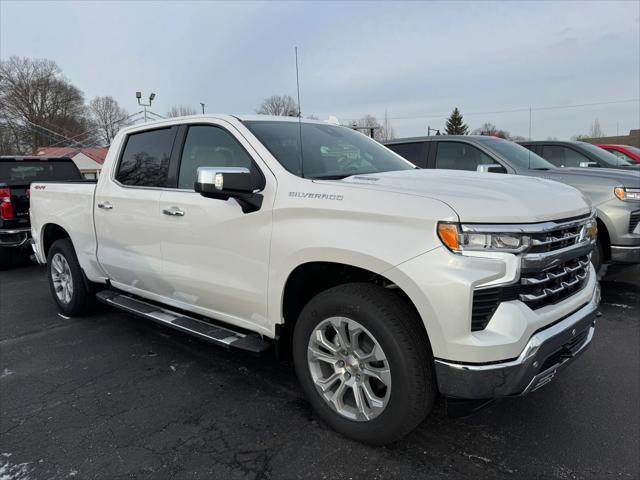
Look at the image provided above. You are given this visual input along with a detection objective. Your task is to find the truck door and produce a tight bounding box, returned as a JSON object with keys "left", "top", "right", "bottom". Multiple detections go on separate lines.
{"left": 157, "top": 121, "right": 274, "bottom": 332}
{"left": 95, "top": 126, "right": 178, "bottom": 294}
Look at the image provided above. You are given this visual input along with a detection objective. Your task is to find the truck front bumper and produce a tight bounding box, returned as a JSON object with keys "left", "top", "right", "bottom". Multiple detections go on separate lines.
{"left": 434, "top": 284, "right": 600, "bottom": 399}
{"left": 610, "top": 245, "right": 640, "bottom": 263}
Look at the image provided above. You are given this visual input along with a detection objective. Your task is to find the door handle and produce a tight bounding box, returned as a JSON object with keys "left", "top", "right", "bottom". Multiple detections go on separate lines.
{"left": 162, "top": 206, "right": 185, "bottom": 217}
{"left": 97, "top": 201, "right": 113, "bottom": 210}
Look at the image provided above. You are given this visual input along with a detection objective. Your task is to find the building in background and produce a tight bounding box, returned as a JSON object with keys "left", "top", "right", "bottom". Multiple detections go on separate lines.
{"left": 580, "top": 129, "right": 640, "bottom": 148}
{"left": 35, "top": 147, "right": 108, "bottom": 179}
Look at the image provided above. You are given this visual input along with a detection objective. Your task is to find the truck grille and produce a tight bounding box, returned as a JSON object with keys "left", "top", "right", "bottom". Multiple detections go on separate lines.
{"left": 518, "top": 255, "right": 590, "bottom": 310}
{"left": 469, "top": 213, "right": 595, "bottom": 332}
{"left": 529, "top": 224, "right": 583, "bottom": 253}
{"left": 629, "top": 210, "right": 640, "bottom": 234}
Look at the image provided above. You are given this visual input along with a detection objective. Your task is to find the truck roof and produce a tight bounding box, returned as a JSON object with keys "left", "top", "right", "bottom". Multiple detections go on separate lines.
{"left": 0, "top": 156, "right": 76, "bottom": 162}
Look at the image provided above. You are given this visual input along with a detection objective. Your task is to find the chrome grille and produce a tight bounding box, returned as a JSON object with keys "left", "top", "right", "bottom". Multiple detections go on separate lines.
{"left": 529, "top": 224, "right": 583, "bottom": 253}
{"left": 518, "top": 255, "right": 590, "bottom": 309}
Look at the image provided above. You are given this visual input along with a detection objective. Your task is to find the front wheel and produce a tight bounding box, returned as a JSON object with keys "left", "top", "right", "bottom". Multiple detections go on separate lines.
{"left": 293, "top": 283, "right": 436, "bottom": 445}
{"left": 46, "top": 238, "right": 92, "bottom": 316}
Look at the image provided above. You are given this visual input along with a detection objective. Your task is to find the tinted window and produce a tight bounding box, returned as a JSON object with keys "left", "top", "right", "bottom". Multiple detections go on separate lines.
{"left": 244, "top": 121, "right": 413, "bottom": 179}
{"left": 540, "top": 146, "right": 589, "bottom": 168}
{"left": 606, "top": 149, "right": 633, "bottom": 162}
{"left": 0, "top": 161, "right": 82, "bottom": 185}
{"left": 578, "top": 142, "right": 632, "bottom": 167}
{"left": 178, "top": 125, "right": 260, "bottom": 190}
{"left": 434, "top": 142, "right": 494, "bottom": 171}
{"left": 116, "top": 128, "right": 175, "bottom": 187}
{"left": 386, "top": 142, "right": 424, "bottom": 166}
{"left": 478, "top": 138, "right": 554, "bottom": 170}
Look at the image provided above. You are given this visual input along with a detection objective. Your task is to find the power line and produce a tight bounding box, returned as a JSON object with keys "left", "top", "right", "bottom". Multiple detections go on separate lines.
{"left": 342, "top": 98, "right": 639, "bottom": 122}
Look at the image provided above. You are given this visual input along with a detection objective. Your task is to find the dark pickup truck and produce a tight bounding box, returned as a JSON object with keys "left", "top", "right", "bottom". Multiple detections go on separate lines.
{"left": 0, "top": 156, "right": 83, "bottom": 269}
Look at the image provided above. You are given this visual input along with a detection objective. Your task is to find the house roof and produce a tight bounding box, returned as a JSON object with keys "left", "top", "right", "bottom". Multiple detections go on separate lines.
{"left": 35, "top": 147, "right": 109, "bottom": 165}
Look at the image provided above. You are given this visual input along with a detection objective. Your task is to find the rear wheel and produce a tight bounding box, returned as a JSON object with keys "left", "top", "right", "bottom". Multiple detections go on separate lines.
{"left": 293, "top": 283, "right": 436, "bottom": 445}
{"left": 47, "top": 238, "right": 93, "bottom": 316}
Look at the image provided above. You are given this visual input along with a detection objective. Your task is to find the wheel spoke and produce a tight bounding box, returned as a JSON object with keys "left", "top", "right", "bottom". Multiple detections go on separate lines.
{"left": 308, "top": 343, "right": 340, "bottom": 366}
{"left": 329, "top": 318, "right": 351, "bottom": 350}
{"left": 355, "top": 344, "right": 387, "bottom": 363}
{"left": 329, "top": 380, "right": 348, "bottom": 411}
{"left": 362, "top": 365, "right": 391, "bottom": 386}
{"left": 316, "top": 371, "right": 342, "bottom": 393}
{"left": 361, "top": 381, "right": 385, "bottom": 409}
{"left": 313, "top": 329, "right": 339, "bottom": 354}
{"left": 353, "top": 383, "right": 370, "bottom": 420}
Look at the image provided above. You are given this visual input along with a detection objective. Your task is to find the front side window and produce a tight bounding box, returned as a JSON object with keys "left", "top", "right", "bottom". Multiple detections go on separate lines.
{"left": 244, "top": 121, "right": 413, "bottom": 179}
{"left": 540, "top": 145, "right": 589, "bottom": 168}
{"left": 606, "top": 148, "right": 633, "bottom": 162}
{"left": 434, "top": 142, "right": 494, "bottom": 171}
{"left": 116, "top": 128, "right": 175, "bottom": 187}
{"left": 476, "top": 138, "right": 554, "bottom": 170}
{"left": 178, "top": 125, "right": 261, "bottom": 190}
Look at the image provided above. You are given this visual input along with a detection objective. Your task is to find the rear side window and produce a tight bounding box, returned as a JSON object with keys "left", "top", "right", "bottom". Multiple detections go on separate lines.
{"left": 540, "top": 146, "right": 589, "bottom": 168}
{"left": 386, "top": 142, "right": 424, "bottom": 167}
{"left": 116, "top": 128, "right": 175, "bottom": 187}
{"left": 177, "top": 125, "right": 262, "bottom": 190}
{"left": 434, "top": 142, "right": 494, "bottom": 171}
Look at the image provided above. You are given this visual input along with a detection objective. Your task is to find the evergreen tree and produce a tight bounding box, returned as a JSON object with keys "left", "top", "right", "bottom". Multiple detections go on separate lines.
{"left": 445, "top": 107, "right": 469, "bottom": 135}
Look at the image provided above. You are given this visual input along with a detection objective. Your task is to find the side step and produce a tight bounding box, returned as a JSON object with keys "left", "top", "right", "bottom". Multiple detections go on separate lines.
{"left": 96, "top": 290, "right": 270, "bottom": 354}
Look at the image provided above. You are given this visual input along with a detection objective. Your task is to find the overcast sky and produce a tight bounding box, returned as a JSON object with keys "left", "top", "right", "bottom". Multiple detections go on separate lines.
{"left": 1, "top": 0, "right": 638, "bottom": 139}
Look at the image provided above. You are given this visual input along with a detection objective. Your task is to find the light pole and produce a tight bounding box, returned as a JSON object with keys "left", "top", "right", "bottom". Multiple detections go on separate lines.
{"left": 136, "top": 91, "right": 156, "bottom": 122}
{"left": 200, "top": 102, "right": 205, "bottom": 114}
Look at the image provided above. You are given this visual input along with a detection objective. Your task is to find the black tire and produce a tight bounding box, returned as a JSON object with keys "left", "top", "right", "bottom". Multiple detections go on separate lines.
{"left": 293, "top": 283, "right": 436, "bottom": 445}
{"left": 591, "top": 240, "right": 604, "bottom": 274}
{"left": 46, "top": 238, "right": 92, "bottom": 316}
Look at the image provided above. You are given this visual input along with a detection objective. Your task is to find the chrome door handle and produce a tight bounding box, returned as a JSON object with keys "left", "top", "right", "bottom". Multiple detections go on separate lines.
{"left": 97, "top": 201, "right": 113, "bottom": 210}
{"left": 162, "top": 206, "right": 185, "bottom": 217}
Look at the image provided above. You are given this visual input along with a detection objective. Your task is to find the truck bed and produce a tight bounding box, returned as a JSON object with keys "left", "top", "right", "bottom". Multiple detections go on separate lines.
{"left": 29, "top": 181, "right": 98, "bottom": 273}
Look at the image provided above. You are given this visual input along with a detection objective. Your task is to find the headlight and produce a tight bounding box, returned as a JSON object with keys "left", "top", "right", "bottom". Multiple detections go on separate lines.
{"left": 437, "top": 222, "right": 530, "bottom": 253}
{"left": 614, "top": 187, "right": 640, "bottom": 201}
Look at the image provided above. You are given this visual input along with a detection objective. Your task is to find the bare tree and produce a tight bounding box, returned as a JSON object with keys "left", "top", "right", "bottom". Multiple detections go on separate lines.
{"left": 588, "top": 118, "right": 605, "bottom": 138}
{"left": 256, "top": 95, "right": 299, "bottom": 116}
{"left": 472, "top": 122, "right": 510, "bottom": 139}
{"left": 0, "top": 56, "right": 91, "bottom": 154}
{"left": 354, "top": 114, "right": 395, "bottom": 142}
{"left": 166, "top": 105, "right": 197, "bottom": 118}
{"left": 89, "top": 96, "right": 131, "bottom": 145}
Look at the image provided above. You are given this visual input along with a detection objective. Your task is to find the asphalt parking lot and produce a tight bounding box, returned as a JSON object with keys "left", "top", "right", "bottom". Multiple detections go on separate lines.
{"left": 1, "top": 263, "right": 638, "bottom": 480}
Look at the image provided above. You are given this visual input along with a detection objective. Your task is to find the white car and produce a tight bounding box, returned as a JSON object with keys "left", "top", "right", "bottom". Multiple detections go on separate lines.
{"left": 29, "top": 115, "right": 600, "bottom": 444}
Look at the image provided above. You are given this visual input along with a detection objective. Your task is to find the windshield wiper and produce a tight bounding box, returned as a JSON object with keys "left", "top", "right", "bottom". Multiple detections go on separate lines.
{"left": 308, "top": 174, "right": 353, "bottom": 180}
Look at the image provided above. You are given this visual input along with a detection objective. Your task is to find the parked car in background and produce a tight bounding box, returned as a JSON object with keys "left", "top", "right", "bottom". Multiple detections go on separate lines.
{"left": 0, "top": 156, "right": 83, "bottom": 269}
{"left": 29, "top": 115, "right": 600, "bottom": 444}
{"left": 597, "top": 144, "right": 640, "bottom": 164}
{"left": 519, "top": 140, "right": 640, "bottom": 170}
{"left": 385, "top": 136, "right": 640, "bottom": 269}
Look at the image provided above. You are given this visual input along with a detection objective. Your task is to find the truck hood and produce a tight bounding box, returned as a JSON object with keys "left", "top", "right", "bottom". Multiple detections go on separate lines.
{"left": 544, "top": 167, "right": 640, "bottom": 187}
{"left": 338, "top": 169, "right": 591, "bottom": 223}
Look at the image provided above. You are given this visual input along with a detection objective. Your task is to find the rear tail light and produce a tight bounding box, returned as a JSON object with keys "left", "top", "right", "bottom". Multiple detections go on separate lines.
{"left": 0, "top": 188, "right": 14, "bottom": 219}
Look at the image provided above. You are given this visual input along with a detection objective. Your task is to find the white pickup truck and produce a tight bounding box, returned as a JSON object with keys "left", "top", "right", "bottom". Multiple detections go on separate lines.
{"left": 30, "top": 115, "right": 600, "bottom": 444}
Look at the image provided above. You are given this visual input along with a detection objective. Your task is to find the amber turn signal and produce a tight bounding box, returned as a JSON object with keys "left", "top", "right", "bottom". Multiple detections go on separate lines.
{"left": 437, "top": 223, "right": 460, "bottom": 251}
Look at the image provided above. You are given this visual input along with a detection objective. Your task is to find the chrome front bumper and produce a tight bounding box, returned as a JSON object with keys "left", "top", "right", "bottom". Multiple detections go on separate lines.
{"left": 610, "top": 245, "right": 640, "bottom": 264}
{"left": 435, "top": 284, "right": 600, "bottom": 399}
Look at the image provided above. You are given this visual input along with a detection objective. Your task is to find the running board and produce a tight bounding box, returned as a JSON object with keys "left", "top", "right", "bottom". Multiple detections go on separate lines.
{"left": 96, "top": 290, "right": 270, "bottom": 354}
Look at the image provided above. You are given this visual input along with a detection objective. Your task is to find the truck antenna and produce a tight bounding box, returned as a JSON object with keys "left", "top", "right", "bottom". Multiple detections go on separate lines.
{"left": 295, "top": 46, "right": 305, "bottom": 178}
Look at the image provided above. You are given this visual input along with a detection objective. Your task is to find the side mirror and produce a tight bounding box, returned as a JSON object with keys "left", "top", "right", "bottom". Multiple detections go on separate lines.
{"left": 476, "top": 164, "right": 507, "bottom": 174}
{"left": 579, "top": 161, "right": 599, "bottom": 168}
{"left": 195, "top": 167, "right": 262, "bottom": 213}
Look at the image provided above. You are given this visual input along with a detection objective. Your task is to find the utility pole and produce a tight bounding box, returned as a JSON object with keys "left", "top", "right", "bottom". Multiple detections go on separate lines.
{"left": 200, "top": 103, "right": 205, "bottom": 114}
{"left": 136, "top": 91, "right": 156, "bottom": 122}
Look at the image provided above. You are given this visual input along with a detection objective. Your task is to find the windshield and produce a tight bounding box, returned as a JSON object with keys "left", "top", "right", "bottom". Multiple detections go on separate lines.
{"left": 244, "top": 121, "right": 414, "bottom": 179}
{"left": 626, "top": 146, "right": 640, "bottom": 156}
{"left": 579, "top": 142, "right": 633, "bottom": 166}
{"left": 475, "top": 137, "right": 555, "bottom": 170}
{"left": 0, "top": 161, "right": 82, "bottom": 186}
